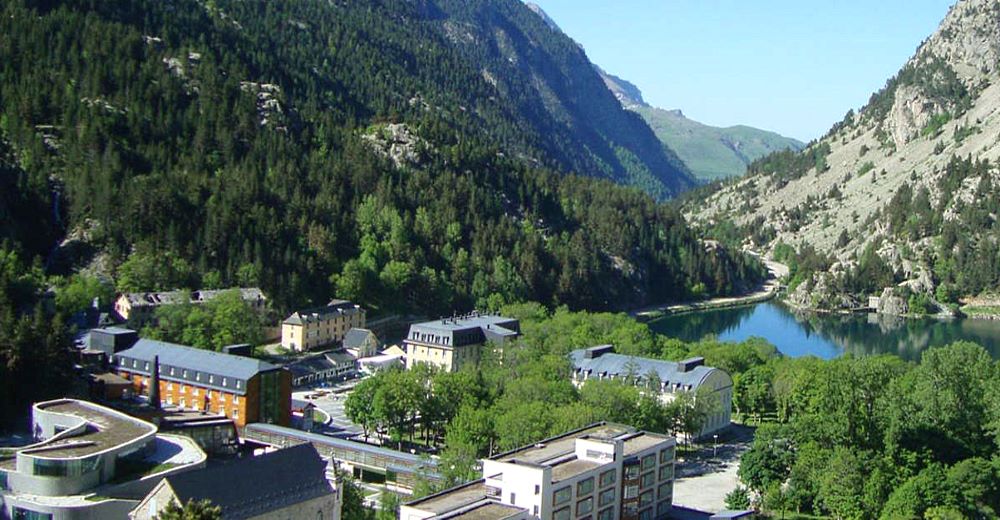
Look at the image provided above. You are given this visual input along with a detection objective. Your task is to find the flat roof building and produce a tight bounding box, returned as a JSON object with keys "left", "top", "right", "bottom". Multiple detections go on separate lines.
{"left": 569, "top": 346, "right": 733, "bottom": 440}
{"left": 112, "top": 337, "right": 292, "bottom": 427}
{"left": 0, "top": 399, "right": 206, "bottom": 520}
{"left": 401, "top": 423, "right": 676, "bottom": 520}
{"left": 404, "top": 313, "right": 520, "bottom": 373}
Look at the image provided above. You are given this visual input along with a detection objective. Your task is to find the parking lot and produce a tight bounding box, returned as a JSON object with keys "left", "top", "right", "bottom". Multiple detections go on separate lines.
{"left": 293, "top": 378, "right": 366, "bottom": 438}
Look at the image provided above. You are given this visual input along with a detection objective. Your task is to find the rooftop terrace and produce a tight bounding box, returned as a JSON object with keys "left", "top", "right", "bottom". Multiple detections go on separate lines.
{"left": 442, "top": 502, "right": 526, "bottom": 520}
{"left": 404, "top": 480, "right": 489, "bottom": 515}
{"left": 23, "top": 400, "right": 156, "bottom": 459}
{"left": 493, "top": 423, "right": 631, "bottom": 464}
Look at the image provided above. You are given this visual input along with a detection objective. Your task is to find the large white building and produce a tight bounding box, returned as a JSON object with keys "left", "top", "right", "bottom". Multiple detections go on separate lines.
{"left": 404, "top": 313, "right": 520, "bottom": 373}
{"left": 400, "top": 423, "right": 676, "bottom": 520}
{"left": 0, "top": 399, "right": 206, "bottom": 520}
{"left": 569, "top": 346, "right": 733, "bottom": 440}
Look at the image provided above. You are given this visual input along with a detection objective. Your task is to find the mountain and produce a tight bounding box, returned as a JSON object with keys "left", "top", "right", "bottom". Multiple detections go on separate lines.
{"left": 634, "top": 106, "right": 806, "bottom": 181}
{"left": 0, "top": 0, "right": 762, "bottom": 314}
{"left": 690, "top": 0, "right": 1000, "bottom": 312}
{"left": 598, "top": 70, "right": 805, "bottom": 180}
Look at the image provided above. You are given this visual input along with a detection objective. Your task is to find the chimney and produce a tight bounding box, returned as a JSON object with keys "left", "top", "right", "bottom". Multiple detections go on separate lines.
{"left": 678, "top": 357, "right": 705, "bottom": 373}
{"left": 149, "top": 355, "right": 161, "bottom": 410}
{"left": 584, "top": 345, "right": 615, "bottom": 359}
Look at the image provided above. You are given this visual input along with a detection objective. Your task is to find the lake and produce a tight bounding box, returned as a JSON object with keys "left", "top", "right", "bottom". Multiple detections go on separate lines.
{"left": 647, "top": 301, "right": 1000, "bottom": 360}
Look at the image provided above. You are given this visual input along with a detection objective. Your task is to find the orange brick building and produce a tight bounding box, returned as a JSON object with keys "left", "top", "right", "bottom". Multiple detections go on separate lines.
{"left": 113, "top": 339, "right": 291, "bottom": 427}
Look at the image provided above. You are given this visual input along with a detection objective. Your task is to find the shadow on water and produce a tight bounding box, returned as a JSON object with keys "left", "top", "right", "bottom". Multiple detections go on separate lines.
{"left": 647, "top": 301, "right": 1000, "bottom": 360}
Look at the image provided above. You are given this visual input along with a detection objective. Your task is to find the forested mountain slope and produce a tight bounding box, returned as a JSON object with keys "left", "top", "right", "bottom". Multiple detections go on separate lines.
{"left": 690, "top": 0, "right": 1000, "bottom": 312}
{"left": 0, "top": 0, "right": 757, "bottom": 314}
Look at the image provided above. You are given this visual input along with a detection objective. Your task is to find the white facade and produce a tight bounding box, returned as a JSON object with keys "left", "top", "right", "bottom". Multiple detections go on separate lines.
{"left": 401, "top": 423, "right": 675, "bottom": 520}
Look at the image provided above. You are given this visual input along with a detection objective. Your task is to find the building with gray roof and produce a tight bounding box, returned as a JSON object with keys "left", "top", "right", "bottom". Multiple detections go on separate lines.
{"left": 130, "top": 443, "right": 341, "bottom": 520}
{"left": 569, "top": 346, "right": 733, "bottom": 439}
{"left": 114, "top": 288, "right": 267, "bottom": 323}
{"left": 111, "top": 336, "right": 291, "bottom": 427}
{"left": 281, "top": 300, "right": 366, "bottom": 352}
{"left": 404, "top": 312, "right": 520, "bottom": 372}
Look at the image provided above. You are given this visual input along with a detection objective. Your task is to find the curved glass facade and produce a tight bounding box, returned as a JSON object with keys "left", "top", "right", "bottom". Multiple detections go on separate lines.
{"left": 31, "top": 456, "right": 102, "bottom": 477}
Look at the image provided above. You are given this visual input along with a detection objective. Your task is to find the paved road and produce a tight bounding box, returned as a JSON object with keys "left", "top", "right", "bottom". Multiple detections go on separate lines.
{"left": 671, "top": 425, "right": 755, "bottom": 513}
{"left": 293, "top": 379, "right": 366, "bottom": 437}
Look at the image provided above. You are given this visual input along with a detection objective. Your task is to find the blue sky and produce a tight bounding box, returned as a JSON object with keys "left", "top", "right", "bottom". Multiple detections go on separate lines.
{"left": 528, "top": 0, "right": 954, "bottom": 141}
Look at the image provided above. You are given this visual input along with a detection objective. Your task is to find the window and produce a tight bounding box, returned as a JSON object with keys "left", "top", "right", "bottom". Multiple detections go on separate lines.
{"left": 659, "top": 447, "right": 674, "bottom": 464}
{"left": 640, "top": 471, "right": 655, "bottom": 488}
{"left": 209, "top": 375, "right": 214, "bottom": 384}
{"left": 657, "top": 500, "right": 672, "bottom": 516}
{"left": 575, "top": 498, "right": 593, "bottom": 516}
{"left": 183, "top": 370, "right": 188, "bottom": 378}
{"left": 0, "top": 470, "right": 8, "bottom": 490}
{"left": 625, "top": 464, "right": 640, "bottom": 479}
{"left": 236, "top": 380, "right": 242, "bottom": 389}
{"left": 624, "top": 485, "right": 639, "bottom": 499}
{"left": 510, "top": 492, "right": 515, "bottom": 504}
{"left": 598, "top": 488, "right": 615, "bottom": 507}
{"left": 658, "top": 464, "right": 674, "bottom": 481}
{"left": 553, "top": 487, "right": 571, "bottom": 506}
{"left": 598, "top": 508, "right": 614, "bottom": 520}
{"left": 641, "top": 454, "right": 655, "bottom": 471}
{"left": 222, "top": 378, "right": 228, "bottom": 387}
{"left": 553, "top": 507, "right": 570, "bottom": 520}
{"left": 639, "top": 508, "right": 654, "bottom": 520}
{"left": 534, "top": 484, "right": 540, "bottom": 495}
{"left": 639, "top": 490, "right": 653, "bottom": 507}
{"left": 599, "top": 469, "right": 616, "bottom": 488}
{"left": 170, "top": 367, "right": 175, "bottom": 376}
{"left": 144, "top": 362, "right": 150, "bottom": 371}
{"left": 577, "top": 477, "right": 594, "bottom": 495}
{"left": 658, "top": 482, "right": 673, "bottom": 500}
{"left": 12, "top": 507, "right": 53, "bottom": 520}
{"left": 533, "top": 506, "right": 539, "bottom": 516}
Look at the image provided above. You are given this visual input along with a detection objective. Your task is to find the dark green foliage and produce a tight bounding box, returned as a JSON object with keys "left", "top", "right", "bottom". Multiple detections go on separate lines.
{"left": 736, "top": 342, "right": 1000, "bottom": 518}
{"left": 0, "top": 249, "right": 75, "bottom": 427}
{"left": 156, "top": 499, "right": 222, "bottom": 520}
{"left": 747, "top": 142, "right": 832, "bottom": 185}
{"left": 0, "top": 0, "right": 756, "bottom": 314}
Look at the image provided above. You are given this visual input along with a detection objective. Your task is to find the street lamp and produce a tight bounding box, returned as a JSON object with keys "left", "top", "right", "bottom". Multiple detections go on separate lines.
{"left": 713, "top": 434, "right": 719, "bottom": 460}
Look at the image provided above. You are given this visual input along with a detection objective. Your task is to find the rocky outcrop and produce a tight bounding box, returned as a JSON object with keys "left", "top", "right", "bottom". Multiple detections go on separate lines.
{"left": 361, "top": 123, "right": 429, "bottom": 169}
{"left": 886, "top": 84, "right": 947, "bottom": 147}
{"left": 877, "top": 288, "right": 909, "bottom": 316}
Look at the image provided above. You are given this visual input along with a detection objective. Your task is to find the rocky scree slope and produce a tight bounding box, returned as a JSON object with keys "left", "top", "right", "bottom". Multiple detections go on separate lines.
{"left": 690, "top": 0, "right": 1000, "bottom": 313}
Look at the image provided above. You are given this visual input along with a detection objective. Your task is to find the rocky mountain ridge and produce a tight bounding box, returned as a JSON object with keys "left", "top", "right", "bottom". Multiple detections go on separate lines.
{"left": 690, "top": 0, "right": 1000, "bottom": 313}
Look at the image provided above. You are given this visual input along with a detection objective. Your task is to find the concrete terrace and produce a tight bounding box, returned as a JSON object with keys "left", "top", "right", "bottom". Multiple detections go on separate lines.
{"left": 493, "top": 423, "right": 631, "bottom": 464}
{"left": 22, "top": 400, "right": 155, "bottom": 459}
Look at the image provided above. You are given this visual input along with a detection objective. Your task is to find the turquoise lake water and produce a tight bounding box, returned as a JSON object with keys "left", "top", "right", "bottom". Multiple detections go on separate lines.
{"left": 647, "top": 301, "right": 1000, "bottom": 360}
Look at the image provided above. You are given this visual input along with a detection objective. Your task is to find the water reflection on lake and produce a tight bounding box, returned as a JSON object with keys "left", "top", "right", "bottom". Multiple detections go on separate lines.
{"left": 647, "top": 301, "right": 1000, "bottom": 360}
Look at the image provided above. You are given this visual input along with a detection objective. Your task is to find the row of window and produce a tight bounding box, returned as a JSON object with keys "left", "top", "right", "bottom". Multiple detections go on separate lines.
{"left": 118, "top": 358, "right": 244, "bottom": 389}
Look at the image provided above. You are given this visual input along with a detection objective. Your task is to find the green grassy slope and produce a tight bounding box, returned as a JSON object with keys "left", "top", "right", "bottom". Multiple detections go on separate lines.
{"left": 635, "top": 106, "right": 805, "bottom": 181}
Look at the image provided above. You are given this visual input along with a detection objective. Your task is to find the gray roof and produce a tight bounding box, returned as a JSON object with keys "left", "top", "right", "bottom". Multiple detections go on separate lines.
{"left": 285, "top": 350, "right": 357, "bottom": 379}
{"left": 164, "top": 444, "right": 332, "bottom": 519}
{"left": 406, "top": 313, "right": 520, "bottom": 348}
{"left": 244, "top": 423, "right": 440, "bottom": 469}
{"left": 283, "top": 300, "right": 363, "bottom": 325}
{"left": 569, "top": 346, "right": 729, "bottom": 390}
{"left": 343, "top": 328, "right": 376, "bottom": 349}
{"left": 114, "top": 339, "right": 281, "bottom": 394}
{"left": 123, "top": 288, "right": 265, "bottom": 307}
